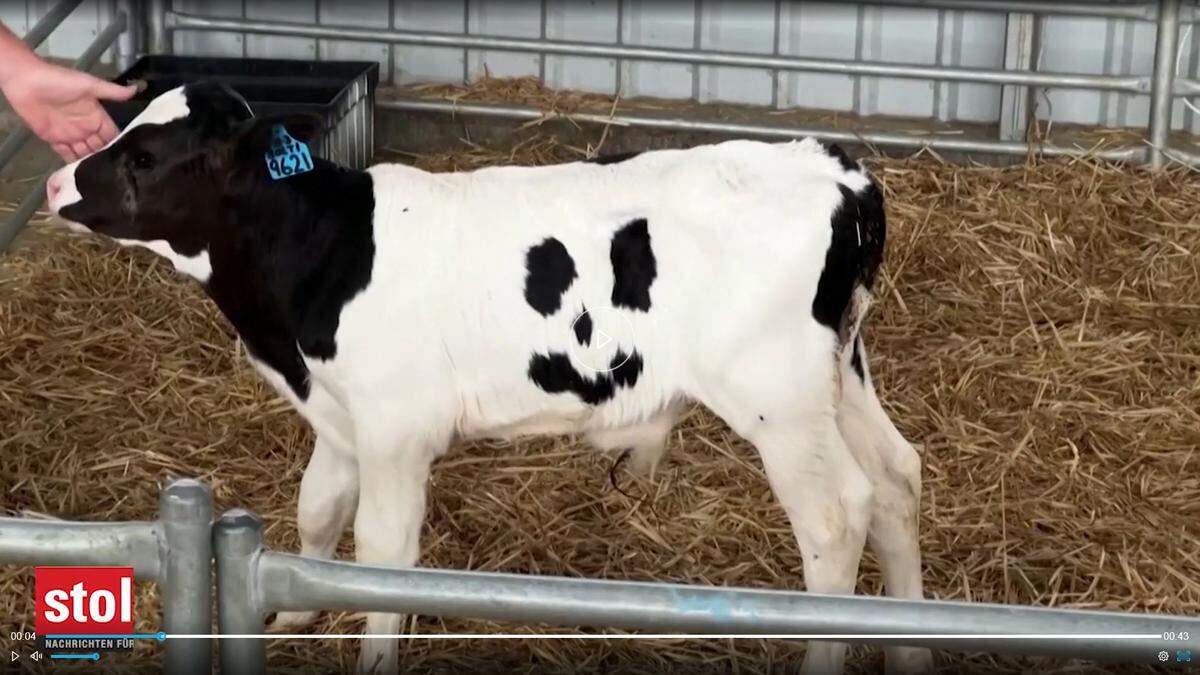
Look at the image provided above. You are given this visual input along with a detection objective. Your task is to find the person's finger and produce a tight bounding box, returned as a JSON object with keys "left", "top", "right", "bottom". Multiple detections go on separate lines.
{"left": 97, "top": 115, "right": 120, "bottom": 144}
{"left": 84, "top": 134, "right": 105, "bottom": 154}
{"left": 89, "top": 78, "right": 139, "bottom": 102}
{"left": 54, "top": 143, "right": 77, "bottom": 162}
{"left": 71, "top": 141, "right": 90, "bottom": 159}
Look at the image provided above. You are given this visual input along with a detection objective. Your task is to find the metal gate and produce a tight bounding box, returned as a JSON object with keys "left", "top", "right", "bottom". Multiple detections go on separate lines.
{"left": 2, "top": 3, "right": 1199, "bottom": 673}
{"left": 0, "top": 479, "right": 212, "bottom": 673}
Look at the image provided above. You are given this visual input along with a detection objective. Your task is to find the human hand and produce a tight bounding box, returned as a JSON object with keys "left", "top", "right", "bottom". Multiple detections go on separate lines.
{"left": 3, "top": 56, "right": 137, "bottom": 162}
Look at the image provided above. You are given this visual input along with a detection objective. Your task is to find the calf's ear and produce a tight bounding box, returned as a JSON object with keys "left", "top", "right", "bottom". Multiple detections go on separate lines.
{"left": 230, "top": 113, "right": 326, "bottom": 157}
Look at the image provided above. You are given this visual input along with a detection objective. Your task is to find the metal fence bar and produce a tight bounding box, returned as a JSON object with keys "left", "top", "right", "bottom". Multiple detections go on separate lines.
{"left": 998, "top": 11, "right": 1035, "bottom": 142}
{"left": 0, "top": 12, "right": 127, "bottom": 252}
{"left": 0, "top": 0, "right": 86, "bottom": 176}
{"left": 210, "top": 508, "right": 1198, "bottom": 668}
{"left": 0, "top": 174, "right": 53, "bottom": 252}
{"left": 0, "top": 131, "right": 35, "bottom": 182}
{"left": 855, "top": 0, "right": 1159, "bottom": 20}
{"left": 19, "top": 0, "right": 86, "bottom": 50}
{"left": 378, "top": 97, "right": 1144, "bottom": 162}
{"left": 246, "top": 547, "right": 1199, "bottom": 663}
{"left": 159, "top": 480, "right": 214, "bottom": 675}
{"left": 1150, "top": 0, "right": 1183, "bottom": 169}
{"left": 1174, "top": 76, "right": 1200, "bottom": 94}
{"left": 114, "top": 0, "right": 141, "bottom": 70}
{"left": 1163, "top": 142, "right": 1200, "bottom": 164}
{"left": 149, "top": 0, "right": 173, "bottom": 55}
{"left": 163, "top": 10, "right": 1150, "bottom": 93}
{"left": 0, "top": 480, "right": 212, "bottom": 675}
{"left": 215, "top": 510, "right": 267, "bottom": 675}
{"left": 0, "top": 519, "right": 163, "bottom": 578}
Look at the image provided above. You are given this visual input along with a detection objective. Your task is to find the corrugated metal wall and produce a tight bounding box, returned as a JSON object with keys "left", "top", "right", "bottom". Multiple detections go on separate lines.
{"left": 6, "top": 0, "right": 1200, "bottom": 132}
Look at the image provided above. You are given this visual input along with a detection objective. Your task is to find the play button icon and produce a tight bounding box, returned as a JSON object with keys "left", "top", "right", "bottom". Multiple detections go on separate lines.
{"left": 568, "top": 307, "right": 636, "bottom": 373}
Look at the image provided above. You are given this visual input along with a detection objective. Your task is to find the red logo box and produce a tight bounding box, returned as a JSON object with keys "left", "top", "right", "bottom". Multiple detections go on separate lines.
{"left": 34, "top": 567, "right": 134, "bottom": 635}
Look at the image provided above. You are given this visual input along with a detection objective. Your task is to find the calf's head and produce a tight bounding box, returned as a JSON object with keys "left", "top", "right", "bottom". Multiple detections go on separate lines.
{"left": 46, "top": 82, "right": 320, "bottom": 282}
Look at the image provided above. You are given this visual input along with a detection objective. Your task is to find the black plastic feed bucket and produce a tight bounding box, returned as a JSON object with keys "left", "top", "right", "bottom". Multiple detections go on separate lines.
{"left": 103, "top": 56, "right": 379, "bottom": 170}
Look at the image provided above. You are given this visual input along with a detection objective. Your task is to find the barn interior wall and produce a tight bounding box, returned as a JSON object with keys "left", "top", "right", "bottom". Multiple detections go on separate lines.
{"left": 4, "top": 0, "right": 1200, "bottom": 132}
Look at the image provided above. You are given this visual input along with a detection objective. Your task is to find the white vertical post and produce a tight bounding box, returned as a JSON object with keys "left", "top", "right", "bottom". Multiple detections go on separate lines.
{"left": 148, "top": 0, "right": 172, "bottom": 55}
{"left": 114, "top": 0, "right": 142, "bottom": 70}
{"left": 999, "top": 11, "right": 1035, "bottom": 142}
{"left": 1150, "top": 0, "right": 1182, "bottom": 169}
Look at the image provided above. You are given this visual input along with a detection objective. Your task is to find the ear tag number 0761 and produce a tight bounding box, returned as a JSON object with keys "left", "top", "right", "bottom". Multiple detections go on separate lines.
{"left": 265, "top": 124, "right": 313, "bottom": 180}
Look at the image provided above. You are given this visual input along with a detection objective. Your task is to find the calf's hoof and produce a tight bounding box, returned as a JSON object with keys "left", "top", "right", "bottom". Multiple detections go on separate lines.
{"left": 266, "top": 610, "right": 320, "bottom": 631}
{"left": 886, "top": 646, "right": 935, "bottom": 675}
{"left": 357, "top": 638, "right": 398, "bottom": 675}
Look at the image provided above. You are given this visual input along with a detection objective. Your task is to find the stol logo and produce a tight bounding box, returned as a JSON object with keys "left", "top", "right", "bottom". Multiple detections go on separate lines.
{"left": 34, "top": 567, "right": 134, "bottom": 635}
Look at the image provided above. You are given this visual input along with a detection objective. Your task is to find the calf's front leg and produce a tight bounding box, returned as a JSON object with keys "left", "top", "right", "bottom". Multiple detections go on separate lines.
{"left": 269, "top": 434, "right": 359, "bottom": 631}
{"left": 354, "top": 427, "right": 447, "bottom": 675}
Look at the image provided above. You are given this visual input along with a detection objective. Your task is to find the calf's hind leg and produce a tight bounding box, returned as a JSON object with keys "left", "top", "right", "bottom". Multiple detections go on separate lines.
{"left": 696, "top": 340, "right": 873, "bottom": 675}
{"left": 836, "top": 338, "right": 933, "bottom": 674}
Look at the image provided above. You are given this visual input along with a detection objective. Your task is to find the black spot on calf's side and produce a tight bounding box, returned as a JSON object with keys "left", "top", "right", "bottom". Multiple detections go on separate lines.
{"left": 573, "top": 307, "right": 593, "bottom": 347}
{"left": 524, "top": 237, "right": 577, "bottom": 316}
{"left": 812, "top": 181, "right": 886, "bottom": 336}
{"left": 610, "top": 218, "right": 656, "bottom": 312}
{"left": 609, "top": 349, "right": 643, "bottom": 389}
{"left": 825, "top": 143, "right": 859, "bottom": 173}
{"left": 585, "top": 151, "right": 641, "bottom": 166}
{"left": 527, "top": 349, "right": 645, "bottom": 405}
{"left": 528, "top": 353, "right": 615, "bottom": 405}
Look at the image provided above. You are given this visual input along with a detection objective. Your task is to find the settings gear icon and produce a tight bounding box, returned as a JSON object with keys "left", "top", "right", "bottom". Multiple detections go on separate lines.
{"left": 1159, "top": 650, "right": 1170, "bottom": 662}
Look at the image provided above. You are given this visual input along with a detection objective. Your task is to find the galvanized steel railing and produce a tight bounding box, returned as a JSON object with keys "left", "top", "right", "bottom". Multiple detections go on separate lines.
{"left": 4, "top": 479, "right": 1198, "bottom": 672}
{"left": 160, "top": 0, "right": 1198, "bottom": 170}
{"left": 0, "top": 479, "right": 212, "bottom": 674}
{"left": 211, "top": 508, "right": 1200, "bottom": 674}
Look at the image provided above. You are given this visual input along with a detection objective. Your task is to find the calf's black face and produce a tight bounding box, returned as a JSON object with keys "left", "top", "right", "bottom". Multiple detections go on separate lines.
{"left": 46, "top": 82, "right": 319, "bottom": 279}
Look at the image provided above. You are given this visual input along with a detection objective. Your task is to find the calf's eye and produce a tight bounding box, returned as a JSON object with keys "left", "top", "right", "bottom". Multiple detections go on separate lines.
{"left": 132, "top": 152, "right": 156, "bottom": 170}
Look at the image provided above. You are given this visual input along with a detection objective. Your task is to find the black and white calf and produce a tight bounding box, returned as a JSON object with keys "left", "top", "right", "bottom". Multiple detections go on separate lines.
{"left": 47, "top": 83, "right": 931, "bottom": 675}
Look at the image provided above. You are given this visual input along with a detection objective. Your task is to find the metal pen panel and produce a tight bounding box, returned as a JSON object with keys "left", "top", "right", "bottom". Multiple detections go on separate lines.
{"left": 19, "top": 0, "right": 87, "bottom": 50}
{"left": 0, "top": 130, "right": 35, "bottom": 182}
{"left": 251, "top": 549, "right": 1199, "bottom": 663}
{"left": 856, "top": 0, "right": 1160, "bottom": 21}
{"left": 0, "top": 519, "right": 163, "bottom": 579}
{"left": 163, "top": 10, "right": 1152, "bottom": 92}
{"left": 214, "top": 510, "right": 267, "bottom": 675}
{"left": 377, "top": 96, "right": 1144, "bottom": 161}
{"left": 0, "top": 480, "right": 213, "bottom": 675}
{"left": 158, "top": 480, "right": 214, "bottom": 675}
{"left": 1150, "top": 0, "right": 1183, "bottom": 168}
{"left": 149, "top": 0, "right": 173, "bottom": 55}
{"left": 115, "top": 0, "right": 143, "bottom": 70}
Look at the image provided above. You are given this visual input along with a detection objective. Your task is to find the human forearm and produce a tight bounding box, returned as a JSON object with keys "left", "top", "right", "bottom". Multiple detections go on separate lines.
{"left": 0, "top": 22, "right": 42, "bottom": 90}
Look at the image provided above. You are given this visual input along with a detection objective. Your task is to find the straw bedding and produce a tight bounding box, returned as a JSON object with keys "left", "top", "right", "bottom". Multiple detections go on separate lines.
{"left": 1, "top": 79, "right": 1198, "bottom": 673}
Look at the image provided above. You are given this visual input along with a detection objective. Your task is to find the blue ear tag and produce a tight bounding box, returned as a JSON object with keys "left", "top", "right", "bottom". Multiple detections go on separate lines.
{"left": 264, "top": 124, "right": 314, "bottom": 180}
